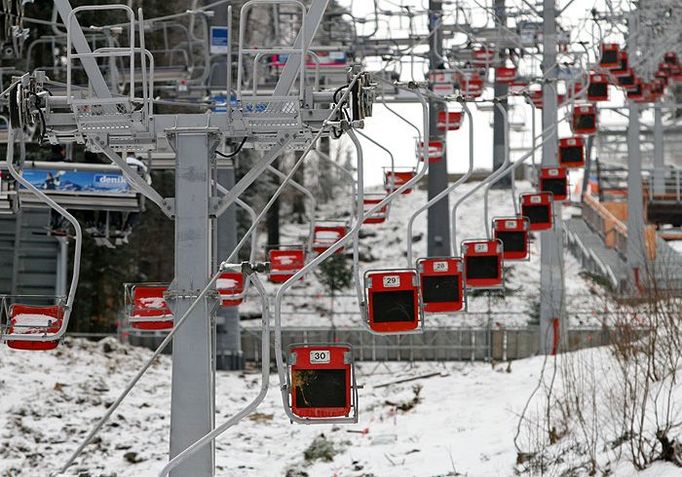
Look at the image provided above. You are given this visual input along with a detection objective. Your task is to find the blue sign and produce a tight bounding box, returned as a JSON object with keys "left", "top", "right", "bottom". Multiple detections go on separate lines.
{"left": 22, "top": 169, "right": 133, "bottom": 194}
{"left": 210, "top": 27, "right": 229, "bottom": 54}
{"left": 210, "top": 94, "right": 238, "bottom": 113}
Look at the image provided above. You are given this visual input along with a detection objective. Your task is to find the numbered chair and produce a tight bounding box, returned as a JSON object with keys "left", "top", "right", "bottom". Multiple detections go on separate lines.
{"left": 462, "top": 239, "right": 504, "bottom": 289}
{"left": 127, "top": 284, "right": 173, "bottom": 330}
{"left": 4, "top": 304, "right": 64, "bottom": 350}
{"left": 436, "top": 111, "right": 463, "bottom": 132}
{"left": 664, "top": 51, "right": 679, "bottom": 66}
{"left": 539, "top": 167, "right": 569, "bottom": 202}
{"left": 312, "top": 223, "right": 347, "bottom": 254}
{"left": 493, "top": 217, "right": 530, "bottom": 261}
{"left": 362, "top": 194, "right": 389, "bottom": 224}
{"left": 616, "top": 71, "right": 635, "bottom": 88}
{"left": 217, "top": 272, "right": 245, "bottom": 307}
{"left": 558, "top": 137, "right": 585, "bottom": 168}
{"left": 599, "top": 43, "right": 620, "bottom": 69}
{"left": 416, "top": 257, "right": 465, "bottom": 313}
{"left": 287, "top": 343, "right": 358, "bottom": 421}
{"left": 520, "top": 192, "right": 554, "bottom": 231}
{"left": 587, "top": 74, "right": 609, "bottom": 102}
{"left": 571, "top": 104, "right": 597, "bottom": 135}
{"left": 364, "top": 269, "right": 422, "bottom": 333}
{"left": 268, "top": 246, "right": 306, "bottom": 283}
{"left": 472, "top": 47, "right": 495, "bottom": 68}
{"left": 626, "top": 82, "right": 644, "bottom": 101}
{"left": 416, "top": 140, "right": 444, "bottom": 163}
{"left": 384, "top": 168, "right": 416, "bottom": 194}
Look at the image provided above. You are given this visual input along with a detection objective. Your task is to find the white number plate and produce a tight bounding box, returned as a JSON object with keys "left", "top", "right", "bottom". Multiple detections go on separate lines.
{"left": 383, "top": 275, "right": 401, "bottom": 288}
{"left": 433, "top": 261, "right": 449, "bottom": 272}
{"left": 530, "top": 195, "right": 542, "bottom": 203}
{"left": 310, "top": 350, "right": 331, "bottom": 364}
{"left": 505, "top": 220, "right": 517, "bottom": 228}
{"left": 474, "top": 243, "right": 488, "bottom": 253}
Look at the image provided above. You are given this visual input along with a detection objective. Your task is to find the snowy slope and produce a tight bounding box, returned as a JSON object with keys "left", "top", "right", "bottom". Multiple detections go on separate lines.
{"left": 241, "top": 179, "right": 608, "bottom": 329}
{"left": 1, "top": 338, "right": 680, "bottom": 476}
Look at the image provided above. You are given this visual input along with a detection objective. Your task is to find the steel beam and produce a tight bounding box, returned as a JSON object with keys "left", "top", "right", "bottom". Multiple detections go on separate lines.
{"left": 427, "top": 0, "right": 451, "bottom": 257}
{"left": 539, "top": 0, "right": 566, "bottom": 355}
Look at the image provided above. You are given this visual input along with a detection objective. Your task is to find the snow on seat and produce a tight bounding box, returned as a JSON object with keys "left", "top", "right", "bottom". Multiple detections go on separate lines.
{"left": 217, "top": 272, "right": 245, "bottom": 307}
{"left": 287, "top": 343, "right": 356, "bottom": 421}
{"left": 362, "top": 194, "right": 389, "bottom": 224}
{"left": 312, "top": 224, "right": 347, "bottom": 254}
{"left": 384, "top": 168, "right": 416, "bottom": 194}
{"left": 129, "top": 285, "right": 173, "bottom": 330}
{"left": 268, "top": 247, "right": 305, "bottom": 283}
{"left": 5, "top": 304, "right": 63, "bottom": 350}
{"left": 415, "top": 139, "right": 444, "bottom": 163}
{"left": 436, "top": 111, "right": 463, "bottom": 132}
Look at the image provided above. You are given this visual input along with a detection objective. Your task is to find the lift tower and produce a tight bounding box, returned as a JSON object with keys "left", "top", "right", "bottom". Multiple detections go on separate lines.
{"left": 427, "top": 0, "right": 451, "bottom": 257}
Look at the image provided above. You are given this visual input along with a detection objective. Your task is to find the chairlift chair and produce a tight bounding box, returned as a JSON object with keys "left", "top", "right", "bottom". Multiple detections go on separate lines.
{"left": 4, "top": 303, "right": 64, "bottom": 350}
{"left": 664, "top": 51, "right": 679, "bottom": 66}
{"left": 495, "top": 66, "right": 517, "bottom": 84}
{"left": 472, "top": 47, "right": 495, "bottom": 68}
{"left": 615, "top": 70, "right": 635, "bottom": 88}
{"left": 539, "top": 167, "right": 569, "bottom": 201}
{"left": 626, "top": 81, "right": 644, "bottom": 101}
{"left": 362, "top": 194, "right": 389, "bottom": 224}
{"left": 126, "top": 284, "right": 173, "bottom": 330}
{"left": 384, "top": 167, "right": 416, "bottom": 194}
{"left": 416, "top": 257, "right": 465, "bottom": 313}
{"left": 492, "top": 217, "right": 530, "bottom": 261}
{"left": 558, "top": 137, "right": 585, "bottom": 168}
{"left": 599, "top": 43, "right": 620, "bottom": 69}
{"left": 363, "top": 269, "right": 422, "bottom": 333}
{"left": 416, "top": 139, "right": 444, "bottom": 163}
{"left": 436, "top": 111, "right": 463, "bottom": 132}
{"left": 509, "top": 79, "right": 529, "bottom": 95}
{"left": 217, "top": 272, "right": 245, "bottom": 307}
{"left": 571, "top": 104, "right": 597, "bottom": 135}
{"left": 609, "top": 51, "right": 630, "bottom": 77}
{"left": 461, "top": 239, "right": 504, "bottom": 289}
{"left": 312, "top": 223, "right": 348, "bottom": 254}
{"left": 458, "top": 71, "right": 484, "bottom": 99}
{"left": 268, "top": 246, "right": 306, "bottom": 283}
{"left": 587, "top": 74, "right": 609, "bottom": 102}
{"left": 520, "top": 192, "right": 554, "bottom": 231}
{"left": 429, "top": 70, "right": 455, "bottom": 96}
{"left": 287, "top": 343, "right": 357, "bottom": 421}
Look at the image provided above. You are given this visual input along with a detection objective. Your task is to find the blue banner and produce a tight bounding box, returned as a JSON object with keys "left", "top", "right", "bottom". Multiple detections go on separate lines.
{"left": 22, "top": 168, "right": 133, "bottom": 193}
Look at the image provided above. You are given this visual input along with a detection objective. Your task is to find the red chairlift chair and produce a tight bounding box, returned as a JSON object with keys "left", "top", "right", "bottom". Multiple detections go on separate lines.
{"left": 664, "top": 51, "right": 679, "bottom": 66}
{"left": 429, "top": 70, "right": 455, "bottom": 96}
{"left": 472, "top": 47, "right": 495, "bottom": 68}
{"left": 364, "top": 269, "right": 422, "bottom": 333}
{"left": 384, "top": 168, "right": 416, "bottom": 194}
{"left": 416, "top": 139, "right": 444, "bottom": 163}
{"left": 599, "top": 43, "right": 620, "bottom": 69}
{"left": 492, "top": 217, "right": 530, "bottom": 261}
{"left": 571, "top": 104, "right": 597, "bottom": 135}
{"left": 539, "top": 167, "right": 569, "bottom": 202}
{"left": 459, "top": 71, "right": 484, "bottom": 99}
{"left": 436, "top": 111, "right": 463, "bottom": 132}
{"left": 217, "top": 272, "right": 245, "bottom": 307}
{"left": 128, "top": 285, "right": 174, "bottom": 330}
{"left": 587, "top": 74, "right": 609, "bottom": 102}
{"left": 626, "top": 81, "right": 644, "bottom": 101}
{"left": 495, "top": 66, "right": 517, "bottom": 84}
{"left": 5, "top": 304, "right": 64, "bottom": 350}
{"left": 461, "top": 239, "right": 504, "bottom": 289}
{"left": 312, "top": 223, "right": 348, "bottom": 254}
{"left": 615, "top": 70, "right": 636, "bottom": 88}
{"left": 268, "top": 246, "right": 306, "bottom": 283}
{"left": 416, "top": 257, "right": 465, "bottom": 313}
{"left": 558, "top": 137, "right": 585, "bottom": 168}
{"left": 520, "top": 192, "right": 554, "bottom": 231}
{"left": 288, "top": 343, "right": 356, "bottom": 420}
{"left": 362, "top": 194, "right": 390, "bottom": 225}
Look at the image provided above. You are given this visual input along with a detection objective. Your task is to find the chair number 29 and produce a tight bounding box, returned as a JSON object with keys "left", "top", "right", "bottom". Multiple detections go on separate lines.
{"left": 383, "top": 275, "right": 400, "bottom": 287}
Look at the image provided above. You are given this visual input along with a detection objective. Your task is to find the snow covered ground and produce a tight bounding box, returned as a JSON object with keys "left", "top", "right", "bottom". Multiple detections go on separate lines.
{"left": 240, "top": 180, "right": 609, "bottom": 330}
{"left": 1, "top": 337, "right": 681, "bottom": 476}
